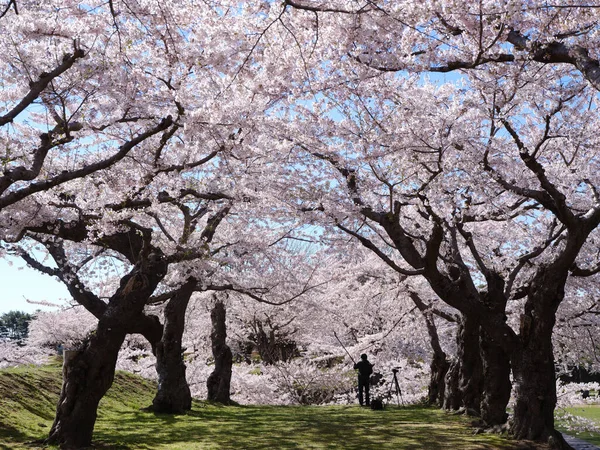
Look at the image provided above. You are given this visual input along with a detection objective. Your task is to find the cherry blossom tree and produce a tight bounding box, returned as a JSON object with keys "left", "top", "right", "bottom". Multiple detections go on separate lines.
{"left": 282, "top": 1, "right": 600, "bottom": 90}
{"left": 261, "top": 62, "right": 600, "bottom": 445}
{"left": 554, "top": 273, "right": 600, "bottom": 376}
{"left": 0, "top": 0, "right": 275, "bottom": 446}
{"left": 211, "top": 3, "right": 600, "bottom": 445}
{"left": 4, "top": 2, "right": 600, "bottom": 449}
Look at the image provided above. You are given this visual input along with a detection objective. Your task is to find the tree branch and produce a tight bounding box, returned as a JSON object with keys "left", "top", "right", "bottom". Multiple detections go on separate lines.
{"left": 0, "top": 47, "right": 85, "bottom": 126}
{"left": 0, "top": 116, "right": 174, "bottom": 209}
{"left": 336, "top": 222, "right": 423, "bottom": 276}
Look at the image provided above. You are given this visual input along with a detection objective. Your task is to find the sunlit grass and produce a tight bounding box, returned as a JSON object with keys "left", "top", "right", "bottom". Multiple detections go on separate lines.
{"left": 556, "top": 404, "right": 600, "bottom": 446}
{"left": 90, "top": 404, "right": 520, "bottom": 450}
{"left": 1, "top": 363, "right": 530, "bottom": 449}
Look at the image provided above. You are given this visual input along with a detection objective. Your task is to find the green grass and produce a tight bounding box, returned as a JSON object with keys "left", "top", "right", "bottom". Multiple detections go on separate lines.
{"left": 556, "top": 405, "right": 600, "bottom": 447}
{"left": 0, "top": 362, "right": 534, "bottom": 449}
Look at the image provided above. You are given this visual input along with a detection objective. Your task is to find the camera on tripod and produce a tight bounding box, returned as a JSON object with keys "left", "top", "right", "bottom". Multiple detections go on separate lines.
{"left": 387, "top": 367, "right": 404, "bottom": 406}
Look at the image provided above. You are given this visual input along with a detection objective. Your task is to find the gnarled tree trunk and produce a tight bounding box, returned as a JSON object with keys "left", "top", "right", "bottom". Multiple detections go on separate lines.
{"left": 151, "top": 278, "right": 196, "bottom": 413}
{"left": 443, "top": 358, "right": 461, "bottom": 411}
{"left": 479, "top": 274, "right": 511, "bottom": 427}
{"left": 443, "top": 314, "right": 482, "bottom": 415}
{"left": 510, "top": 268, "right": 571, "bottom": 449}
{"left": 480, "top": 330, "right": 510, "bottom": 426}
{"left": 47, "top": 325, "right": 125, "bottom": 449}
{"left": 46, "top": 257, "right": 167, "bottom": 448}
{"left": 207, "top": 299, "right": 232, "bottom": 404}
{"left": 429, "top": 350, "right": 450, "bottom": 407}
{"left": 410, "top": 292, "right": 450, "bottom": 406}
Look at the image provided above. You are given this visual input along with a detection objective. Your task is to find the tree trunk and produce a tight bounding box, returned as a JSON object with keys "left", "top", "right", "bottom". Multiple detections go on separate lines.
{"left": 459, "top": 315, "right": 483, "bottom": 415}
{"left": 47, "top": 324, "right": 126, "bottom": 448}
{"left": 510, "top": 269, "right": 572, "bottom": 449}
{"left": 410, "top": 292, "right": 450, "bottom": 406}
{"left": 479, "top": 273, "right": 511, "bottom": 427}
{"left": 207, "top": 299, "right": 232, "bottom": 404}
{"left": 255, "top": 322, "right": 276, "bottom": 364}
{"left": 47, "top": 257, "right": 168, "bottom": 448}
{"left": 480, "top": 330, "right": 510, "bottom": 426}
{"left": 429, "top": 351, "right": 450, "bottom": 407}
{"left": 151, "top": 279, "right": 196, "bottom": 413}
{"left": 443, "top": 314, "right": 482, "bottom": 415}
{"left": 443, "top": 358, "right": 461, "bottom": 411}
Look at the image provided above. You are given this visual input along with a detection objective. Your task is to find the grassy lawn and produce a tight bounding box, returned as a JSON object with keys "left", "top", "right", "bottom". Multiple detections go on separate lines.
{"left": 89, "top": 405, "right": 518, "bottom": 450}
{"left": 556, "top": 405, "right": 600, "bottom": 447}
{"left": 0, "top": 362, "right": 536, "bottom": 449}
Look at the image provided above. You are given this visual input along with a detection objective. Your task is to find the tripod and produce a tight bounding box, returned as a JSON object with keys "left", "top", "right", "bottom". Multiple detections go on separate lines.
{"left": 387, "top": 369, "right": 405, "bottom": 406}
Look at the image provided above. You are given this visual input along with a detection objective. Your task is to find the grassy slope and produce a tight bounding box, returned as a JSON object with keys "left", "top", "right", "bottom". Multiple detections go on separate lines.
{"left": 556, "top": 405, "right": 600, "bottom": 446}
{"left": 1, "top": 362, "right": 537, "bottom": 450}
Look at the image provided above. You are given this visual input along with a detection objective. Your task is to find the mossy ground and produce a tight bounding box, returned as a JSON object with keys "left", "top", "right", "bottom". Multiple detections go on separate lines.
{"left": 0, "top": 362, "right": 544, "bottom": 449}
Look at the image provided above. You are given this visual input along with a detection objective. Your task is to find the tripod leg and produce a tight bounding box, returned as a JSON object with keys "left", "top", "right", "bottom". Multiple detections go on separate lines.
{"left": 386, "top": 379, "right": 395, "bottom": 406}
{"left": 393, "top": 373, "right": 404, "bottom": 406}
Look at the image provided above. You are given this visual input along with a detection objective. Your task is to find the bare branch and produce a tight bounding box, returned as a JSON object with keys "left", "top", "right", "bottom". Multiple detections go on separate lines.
{"left": 18, "top": 238, "right": 107, "bottom": 319}
{"left": 456, "top": 223, "right": 488, "bottom": 276}
{"left": 570, "top": 262, "right": 600, "bottom": 277}
{"left": 0, "top": 0, "right": 17, "bottom": 18}
{"left": 203, "top": 280, "right": 328, "bottom": 306}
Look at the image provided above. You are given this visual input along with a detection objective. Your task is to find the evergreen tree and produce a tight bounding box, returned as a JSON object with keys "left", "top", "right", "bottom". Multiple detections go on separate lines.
{"left": 0, "top": 311, "right": 33, "bottom": 343}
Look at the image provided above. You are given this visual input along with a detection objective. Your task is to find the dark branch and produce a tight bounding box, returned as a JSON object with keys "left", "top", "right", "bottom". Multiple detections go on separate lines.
{"left": 0, "top": 47, "right": 85, "bottom": 126}
{"left": 336, "top": 222, "right": 423, "bottom": 276}
{"left": 0, "top": 116, "right": 174, "bottom": 209}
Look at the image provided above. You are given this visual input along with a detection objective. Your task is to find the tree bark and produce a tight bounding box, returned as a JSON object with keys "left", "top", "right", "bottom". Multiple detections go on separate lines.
{"left": 480, "top": 330, "right": 510, "bottom": 426}
{"left": 46, "top": 255, "right": 167, "bottom": 448}
{"left": 151, "top": 278, "right": 196, "bottom": 413}
{"left": 429, "top": 350, "right": 450, "bottom": 407}
{"left": 510, "top": 268, "right": 572, "bottom": 449}
{"left": 47, "top": 325, "right": 125, "bottom": 449}
{"left": 207, "top": 299, "right": 233, "bottom": 404}
{"left": 479, "top": 273, "right": 511, "bottom": 427}
{"left": 410, "top": 292, "right": 450, "bottom": 406}
{"left": 443, "top": 358, "right": 461, "bottom": 411}
{"left": 443, "top": 314, "right": 483, "bottom": 415}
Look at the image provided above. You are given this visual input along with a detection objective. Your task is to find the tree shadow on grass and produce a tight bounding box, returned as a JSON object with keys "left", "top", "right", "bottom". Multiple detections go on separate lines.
{"left": 0, "top": 421, "right": 32, "bottom": 448}
{"left": 90, "top": 405, "right": 519, "bottom": 450}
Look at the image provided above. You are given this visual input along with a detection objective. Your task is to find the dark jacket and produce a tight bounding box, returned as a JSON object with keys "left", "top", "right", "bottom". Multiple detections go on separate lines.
{"left": 354, "top": 360, "right": 373, "bottom": 380}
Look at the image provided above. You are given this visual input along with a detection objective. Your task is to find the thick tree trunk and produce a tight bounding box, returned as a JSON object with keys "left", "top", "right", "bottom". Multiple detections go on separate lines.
{"left": 47, "top": 324, "right": 126, "bottom": 448}
{"left": 480, "top": 330, "right": 510, "bottom": 426}
{"left": 443, "top": 314, "right": 482, "bottom": 415}
{"left": 410, "top": 292, "right": 450, "bottom": 406}
{"left": 429, "top": 351, "right": 450, "bottom": 407}
{"left": 510, "top": 269, "right": 571, "bottom": 449}
{"left": 479, "top": 273, "right": 511, "bottom": 427}
{"left": 443, "top": 358, "right": 461, "bottom": 411}
{"left": 151, "top": 279, "right": 195, "bottom": 413}
{"left": 207, "top": 300, "right": 232, "bottom": 404}
{"left": 459, "top": 315, "right": 483, "bottom": 415}
{"left": 47, "top": 257, "right": 168, "bottom": 448}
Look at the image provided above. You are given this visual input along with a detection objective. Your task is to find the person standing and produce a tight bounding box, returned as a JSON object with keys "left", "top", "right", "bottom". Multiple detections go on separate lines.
{"left": 354, "top": 353, "right": 373, "bottom": 406}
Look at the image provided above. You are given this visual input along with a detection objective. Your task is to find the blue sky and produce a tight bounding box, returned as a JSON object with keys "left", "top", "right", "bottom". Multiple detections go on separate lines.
{"left": 0, "top": 68, "right": 462, "bottom": 318}
{"left": 0, "top": 257, "right": 69, "bottom": 315}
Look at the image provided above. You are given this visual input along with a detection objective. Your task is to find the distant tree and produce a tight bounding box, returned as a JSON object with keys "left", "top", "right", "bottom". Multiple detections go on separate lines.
{"left": 0, "top": 311, "right": 33, "bottom": 343}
